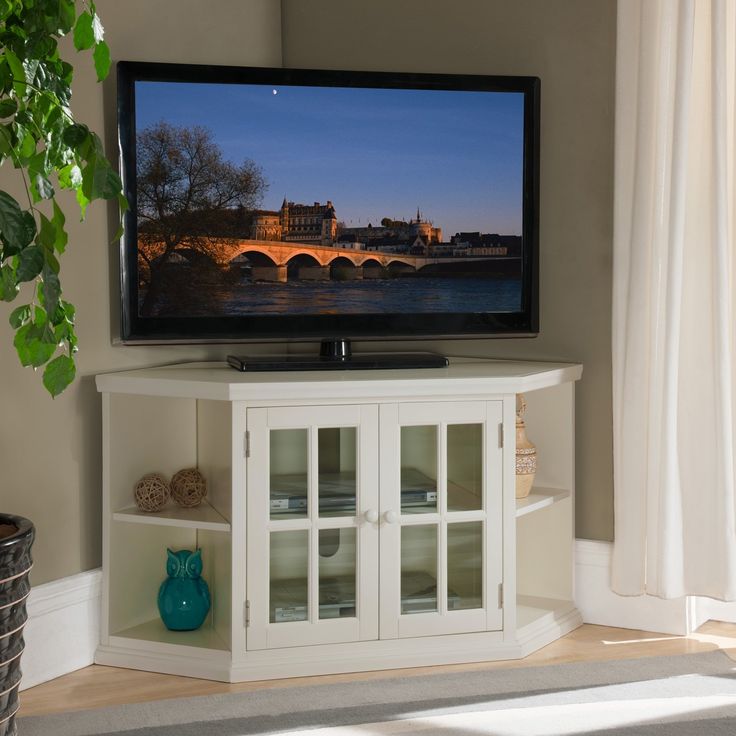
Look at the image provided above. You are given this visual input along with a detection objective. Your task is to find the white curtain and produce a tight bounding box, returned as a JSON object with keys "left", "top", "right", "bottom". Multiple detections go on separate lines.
{"left": 612, "top": 0, "right": 736, "bottom": 599}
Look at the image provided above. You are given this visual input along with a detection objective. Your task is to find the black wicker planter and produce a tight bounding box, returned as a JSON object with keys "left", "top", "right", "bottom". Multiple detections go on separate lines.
{"left": 0, "top": 516, "right": 33, "bottom": 736}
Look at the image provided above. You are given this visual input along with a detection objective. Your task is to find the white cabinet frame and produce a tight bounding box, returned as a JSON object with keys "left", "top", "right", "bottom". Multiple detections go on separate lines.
{"left": 379, "top": 401, "right": 503, "bottom": 639}
{"left": 95, "top": 358, "right": 582, "bottom": 682}
{"left": 246, "top": 405, "right": 379, "bottom": 650}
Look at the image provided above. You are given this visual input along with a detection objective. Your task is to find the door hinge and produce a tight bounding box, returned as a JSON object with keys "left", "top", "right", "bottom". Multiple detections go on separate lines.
{"left": 498, "top": 422, "right": 504, "bottom": 448}
{"left": 244, "top": 431, "right": 250, "bottom": 458}
{"left": 498, "top": 583, "right": 504, "bottom": 608}
{"left": 244, "top": 600, "right": 250, "bottom": 627}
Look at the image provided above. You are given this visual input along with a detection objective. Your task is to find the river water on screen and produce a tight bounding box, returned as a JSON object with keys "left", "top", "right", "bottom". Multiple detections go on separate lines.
{"left": 172, "top": 277, "right": 523, "bottom": 316}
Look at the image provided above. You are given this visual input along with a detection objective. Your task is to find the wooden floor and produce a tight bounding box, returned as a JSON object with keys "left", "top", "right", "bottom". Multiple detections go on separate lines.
{"left": 20, "top": 620, "right": 736, "bottom": 717}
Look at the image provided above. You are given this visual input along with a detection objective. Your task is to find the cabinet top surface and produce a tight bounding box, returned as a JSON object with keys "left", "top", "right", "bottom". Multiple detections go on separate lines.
{"left": 95, "top": 358, "right": 582, "bottom": 401}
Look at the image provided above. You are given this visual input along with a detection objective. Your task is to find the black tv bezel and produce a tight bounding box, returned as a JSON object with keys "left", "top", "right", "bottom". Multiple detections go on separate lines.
{"left": 117, "top": 62, "right": 540, "bottom": 344}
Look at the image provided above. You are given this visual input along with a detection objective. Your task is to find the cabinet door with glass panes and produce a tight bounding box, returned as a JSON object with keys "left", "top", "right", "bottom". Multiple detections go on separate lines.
{"left": 379, "top": 401, "right": 503, "bottom": 639}
{"left": 246, "top": 405, "right": 379, "bottom": 650}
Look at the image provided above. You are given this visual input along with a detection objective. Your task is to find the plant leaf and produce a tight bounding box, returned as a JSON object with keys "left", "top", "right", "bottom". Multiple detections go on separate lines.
{"left": 0, "top": 0, "right": 14, "bottom": 23}
{"left": 44, "top": 249, "right": 59, "bottom": 274}
{"left": 93, "top": 40, "right": 110, "bottom": 82}
{"left": 43, "top": 354, "right": 75, "bottom": 397}
{"left": 59, "top": 162, "right": 83, "bottom": 189}
{"left": 33, "top": 173, "right": 54, "bottom": 200}
{"left": 28, "top": 150, "right": 47, "bottom": 179}
{"left": 61, "top": 300, "right": 75, "bottom": 322}
{"left": 0, "top": 60, "right": 9, "bottom": 96}
{"left": 0, "top": 124, "right": 12, "bottom": 160}
{"left": 21, "top": 57, "right": 39, "bottom": 88}
{"left": 13, "top": 320, "right": 57, "bottom": 367}
{"left": 52, "top": 201, "right": 67, "bottom": 253}
{"left": 76, "top": 183, "right": 90, "bottom": 219}
{"left": 0, "top": 190, "right": 27, "bottom": 247}
{"left": 92, "top": 13, "right": 104, "bottom": 44}
{"left": 20, "top": 210, "right": 36, "bottom": 247}
{"left": 29, "top": 152, "right": 55, "bottom": 201}
{"left": 37, "top": 212, "right": 56, "bottom": 249}
{"left": 0, "top": 98, "right": 17, "bottom": 118}
{"left": 40, "top": 263, "right": 61, "bottom": 315}
{"left": 15, "top": 123, "right": 36, "bottom": 160}
{"left": 1, "top": 209, "right": 35, "bottom": 257}
{"left": 73, "top": 11, "right": 94, "bottom": 51}
{"left": 0, "top": 2, "right": 119, "bottom": 395}
{"left": 62, "top": 123, "right": 89, "bottom": 149}
{"left": 84, "top": 155, "right": 122, "bottom": 200}
{"left": 56, "top": 0, "right": 77, "bottom": 34}
{"left": 4, "top": 48, "right": 26, "bottom": 98}
{"left": 0, "top": 263, "right": 18, "bottom": 301}
{"left": 9, "top": 304, "right": 30, "bottom": 329}
{"left": 16, "top": 244, "right": 44, "bottom": 281}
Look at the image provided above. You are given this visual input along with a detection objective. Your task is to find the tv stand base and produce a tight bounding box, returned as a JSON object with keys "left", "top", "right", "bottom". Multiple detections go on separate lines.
{"left": 227, "top": 339, "right": 448, "bottom": 371}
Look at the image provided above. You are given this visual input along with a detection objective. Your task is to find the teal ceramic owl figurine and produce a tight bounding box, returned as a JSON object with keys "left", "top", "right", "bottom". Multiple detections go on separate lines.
{"left": 158, "top": 548, "right": 211, "bottom": 631}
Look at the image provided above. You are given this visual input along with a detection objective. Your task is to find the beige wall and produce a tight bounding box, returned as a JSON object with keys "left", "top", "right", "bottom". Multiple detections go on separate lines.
{"left": 0, "top": 0, "right": 615, "bottom": 585}
{"left": 282, "top": 0, "right": 616, "bottom": 544}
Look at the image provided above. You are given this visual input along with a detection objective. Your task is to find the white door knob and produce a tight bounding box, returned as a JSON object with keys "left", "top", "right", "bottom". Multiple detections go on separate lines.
{"left": 364, "top": 509, "right": 379, "bottom": 523}
{"left": 384, "top": 510, "right": 399, "bottom": 524}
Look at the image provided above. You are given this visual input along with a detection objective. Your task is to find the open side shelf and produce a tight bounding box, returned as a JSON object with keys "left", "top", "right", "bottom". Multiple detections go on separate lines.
{"left": 113, "top": 499, "right": 231, "bottom": 532}
{"left": 111, "top": 617, "right": 230, "bottom": 652}
{"left": 515, "top": 487, "right": 571, "bottom": 518}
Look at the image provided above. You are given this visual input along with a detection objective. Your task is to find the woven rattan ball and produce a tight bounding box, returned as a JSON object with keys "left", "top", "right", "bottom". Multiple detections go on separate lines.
{"left": 133, "top": 473, "right": 170, "bottom": 512}
{"left": 171, "top": 467, "right": 207, "bottom": 508}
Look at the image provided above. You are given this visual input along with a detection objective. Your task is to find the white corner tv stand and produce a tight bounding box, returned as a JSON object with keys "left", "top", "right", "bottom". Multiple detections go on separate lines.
{"left": 95, "top": 357, "right": 583, "bottom": 682}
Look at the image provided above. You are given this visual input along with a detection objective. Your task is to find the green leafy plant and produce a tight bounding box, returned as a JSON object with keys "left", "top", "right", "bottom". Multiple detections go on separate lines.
{"left": 0, "top": 0, "right": 125, "bottom": 396}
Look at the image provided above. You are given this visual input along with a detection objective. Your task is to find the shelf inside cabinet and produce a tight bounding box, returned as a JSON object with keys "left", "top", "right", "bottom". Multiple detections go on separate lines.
{"left": 111, "top": 617, "right": 230, "bottom": 651}
{"left": 113, "top": 499, "right": 231, "bottom": 532}
{"left": 515, "top": 487, "right": 570, "bottom": 518}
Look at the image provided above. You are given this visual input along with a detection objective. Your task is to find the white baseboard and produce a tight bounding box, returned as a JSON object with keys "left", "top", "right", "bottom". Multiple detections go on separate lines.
{"left": 20, "top": 569, "right": 102, "bottom": 690}
{"left": 575, "top": 539, "right": 711, "bottom": 636}
{"left": 691, "top": 597, "right": 736, "bottom": 626}
{"left": 17, "top": 543, "right": 736, "bottom": 689}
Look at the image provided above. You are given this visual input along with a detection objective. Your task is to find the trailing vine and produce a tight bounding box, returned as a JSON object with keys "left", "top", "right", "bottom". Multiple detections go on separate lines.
{"left": 0, "top": 0, "right": 125, "bottom": 396}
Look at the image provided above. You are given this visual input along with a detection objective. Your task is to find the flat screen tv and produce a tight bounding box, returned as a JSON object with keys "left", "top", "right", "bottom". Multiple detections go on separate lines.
{"left": 117, "top": 62, "right": 540, "bottom": 362}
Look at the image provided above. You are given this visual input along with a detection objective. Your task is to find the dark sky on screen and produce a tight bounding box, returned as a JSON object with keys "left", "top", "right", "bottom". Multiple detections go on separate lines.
{"left": 136, "top": 81, "right": 524, "bottom": 236}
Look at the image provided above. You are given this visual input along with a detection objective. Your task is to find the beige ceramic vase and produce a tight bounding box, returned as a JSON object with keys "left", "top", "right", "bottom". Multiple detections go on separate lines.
{"left": 515, "top": 394, "right": 537, "bottom": 499}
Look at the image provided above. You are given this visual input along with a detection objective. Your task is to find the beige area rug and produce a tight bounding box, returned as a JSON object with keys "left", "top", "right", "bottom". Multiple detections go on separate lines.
{"left": 17, "top": 651, "right": 736, "bottom": 736}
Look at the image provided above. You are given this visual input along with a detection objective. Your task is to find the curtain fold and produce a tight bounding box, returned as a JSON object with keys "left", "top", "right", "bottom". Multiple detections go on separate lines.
{"left": 612, "top": 0, "right": 736, "bottom": 599}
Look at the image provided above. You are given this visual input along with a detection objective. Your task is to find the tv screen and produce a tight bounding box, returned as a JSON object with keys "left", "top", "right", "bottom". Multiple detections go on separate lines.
{"left": 117, "top": 63, "right": 539, "bottom": 344}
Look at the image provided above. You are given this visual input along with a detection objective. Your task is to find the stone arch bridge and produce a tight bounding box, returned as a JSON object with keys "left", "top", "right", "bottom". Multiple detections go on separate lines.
{"left": 167, "top": 237, "right": 481, "bottom": 282}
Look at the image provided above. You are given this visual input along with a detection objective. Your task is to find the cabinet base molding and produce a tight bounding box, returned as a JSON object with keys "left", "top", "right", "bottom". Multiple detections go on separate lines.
{"left": 516, "top": 601, "right": 583, "bottom": 657}
{"left": 96, "top": 610, "right": 582, "bottom": 682}
{"left": 95, "top": 644, "right": 232, "bottom": 682}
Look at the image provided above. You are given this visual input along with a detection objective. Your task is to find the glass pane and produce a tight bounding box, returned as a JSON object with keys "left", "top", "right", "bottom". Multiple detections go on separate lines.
{"left": 270, "top": 428, "right": 308, "bottom": 519}
{"left": 401, "top": 525, "right": 438, "bottom": 614}
{"left": 447, "top": 424, "right": 483, "bottom": 511}
{"left": 319, "top": 427, "right": 357, "bottom": 517}
{"left": 447, "top": 522, "right": 483, "bottom": 610}
{"left": 270, "top": 529, "right": 309, "bottom": 623}
{"left": 319, "top": 528, "right": 356, "bottom": 619}
{"left": 400, "top": 425, "right": 438, "bottom": 514}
